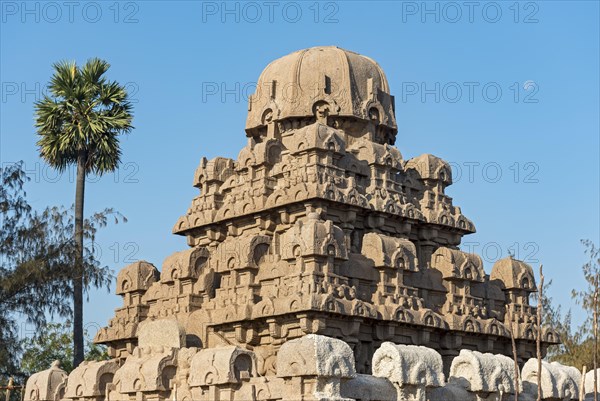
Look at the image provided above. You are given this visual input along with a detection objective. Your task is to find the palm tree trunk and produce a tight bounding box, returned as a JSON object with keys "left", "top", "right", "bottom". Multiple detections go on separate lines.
{"left": 73, "top": 151, "right": 86, "bottom": 367}
{"left": 594, "top": 273, "right": 598, "bottom": 401}
{"left": 536, "top": 265, "right": 544, "bottom": 401}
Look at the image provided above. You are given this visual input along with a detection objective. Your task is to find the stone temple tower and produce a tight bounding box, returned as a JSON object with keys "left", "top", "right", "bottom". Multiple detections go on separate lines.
{"left": 25, "top": 47, "right": 591, "bottom": 401}
{"left": 92, "top": 46, "right": 557, "bottom": 378}
{"left": 29, "top": 46, "right": 592, "bottom": 401}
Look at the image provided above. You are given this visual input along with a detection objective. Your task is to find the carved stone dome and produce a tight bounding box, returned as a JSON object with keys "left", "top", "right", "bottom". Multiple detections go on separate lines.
{"left": 490, "top": 257, "right": 537, "bottom": 292}
{"left": 245, "top": 46, "right": 397, "bottom": 144}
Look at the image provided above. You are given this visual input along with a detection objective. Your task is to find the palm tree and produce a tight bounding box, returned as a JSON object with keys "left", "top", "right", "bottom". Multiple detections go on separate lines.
{"left": 34, "top": 59, "right": 133, "bottom": 366}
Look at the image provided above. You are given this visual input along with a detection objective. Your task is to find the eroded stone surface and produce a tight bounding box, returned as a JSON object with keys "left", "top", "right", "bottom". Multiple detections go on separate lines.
{"left": 372, "top": 342, "right": 444, "bottom": 387}
{"left": 522, "top": 359, "right": 580, "bottom": 400}
{"left": 277, "top": 334, "right": 356, "bottom": 379}
{"left": 449, "top": 349, "right": 517, "bottom": 394}
{"left": 341, "top": 374, "right": 397, "bottom": 401}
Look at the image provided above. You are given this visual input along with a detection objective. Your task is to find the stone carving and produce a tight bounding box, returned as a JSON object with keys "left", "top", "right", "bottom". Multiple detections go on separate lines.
{"left": 448, "top": 349, "right": 517, "bottom": 395}
{"left": 64, "top": 360, "right": 119, "bottom": 401}
{"left": 372, "top": 342, "right": 444, "bottom": 401}
{"left": 25, "top": 46, "right": 581, "bottom": 401}
{"left": 522, "top": 359, "right": 581, "bottom": 400}
{"left": 277, "top": 334, "right": 356, "bottom": 379}
{"left": 100, "top": 319, "right": 185, "bottom": 401}
{"left": 188, "top": 346, "right": 256, "bottom": 386}
{"left": 106, "top": 346, "right": 177, "bottom": 400}
{"left": 372, "top": 342, "right": 444, "bottom": 387}
{"left": 94, "top": 261, "right": 160, "bottom": 358}
{"left": 277, "top": 335, "right": 355, "bottom": 401}
{"left": 24, "top": 361, "right": 67, "bottom": 401}
{"left": 25, "top": 330, "right": 593, "bottom": 401}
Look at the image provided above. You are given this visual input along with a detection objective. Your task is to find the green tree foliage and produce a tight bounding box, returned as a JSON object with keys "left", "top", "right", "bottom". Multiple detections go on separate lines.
{"left": 20, "top": 321, "right": 109, "bottom": 376}
{"left": 0, "top": 162, "right": 121, "bottom": 382}
{"left": 34, "top": 58, "right": 133, "bottom": 366}
{"left": 543, "top": 240, "right": 600, "bottom": 371}
{"left": 20, "top": 322, "right": 74, "bottom": 375}
{"left": 572, "top": 240, "right": 600, "bottom": 334}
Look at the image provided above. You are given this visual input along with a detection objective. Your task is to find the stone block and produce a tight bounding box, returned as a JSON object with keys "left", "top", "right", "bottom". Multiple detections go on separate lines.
{"left": 137, "top": 318, "right": 185, "bottom": 349}
{"left": 522, "top": 359, "right": 580, "bottom": 400}
{"left": 276, "top": 334, "right": 356, "bottom": 379}
{"left": 111, "top": 346, "right": 177, "bottom": 395}
{"left": 340, "top": 374, "right": 397, "bottom": 401}
{"left": 64, "top": 360, "right": 119, "bottom": 400}
{"left": 372, "top": 342, "right": 444, "bottom": 387}
{"left": 449, "top": 349, "right": 517, "bottom": 394}
{"left": 188, "top": 346, "right": 256, "bottom": 386}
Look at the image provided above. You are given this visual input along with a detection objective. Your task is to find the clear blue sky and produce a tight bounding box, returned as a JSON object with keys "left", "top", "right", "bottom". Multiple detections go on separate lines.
{"left": 1, "top": 1, "right": 599, "bottom": 340}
